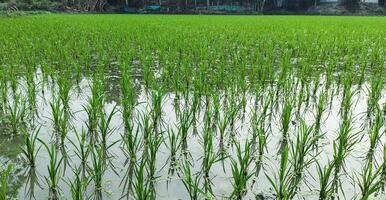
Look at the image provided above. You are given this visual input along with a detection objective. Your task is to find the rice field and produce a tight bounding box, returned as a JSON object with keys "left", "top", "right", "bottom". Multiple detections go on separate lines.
{"left": 0, "top": 14, "right": 386, "bottom": 200}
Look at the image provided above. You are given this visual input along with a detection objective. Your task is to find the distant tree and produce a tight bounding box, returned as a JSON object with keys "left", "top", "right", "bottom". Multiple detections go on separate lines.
{"left": 256, "top": 0, "right": 266, "bottom": 12}
{"left": 339, "top": 0, "right": 360, "bottom": 10}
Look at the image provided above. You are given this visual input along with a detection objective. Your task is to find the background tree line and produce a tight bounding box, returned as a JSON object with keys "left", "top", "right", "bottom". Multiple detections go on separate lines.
{"left": 0, "top": 0, "right": 385, "bottom": 12}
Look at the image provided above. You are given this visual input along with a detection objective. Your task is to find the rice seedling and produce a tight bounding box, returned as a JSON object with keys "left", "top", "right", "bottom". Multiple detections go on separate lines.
{"left": 288, "top": 120, "right": 318, "bottom": 198}
{"left": 356, "top": 161, "right": 382, "bottom": 200}
{"left": 165, "top": 128, "right": 181, "bottom": 179}
{"left": 20, "top": 127, "right": 41, "bottom": 168}
{"left": 69, "top": 128, "right": 90, "bottom": 178}
{"left": 90, "top": 146, "right": 106, "bottom": 200}
{"left": 39, "top": 140, "right": 63, "bottom": 200}
{"left": 280, "top": 98, "right": 293, "bottom": 152}
{"left": 366, "top": 109, "right": 383, "bottom": 163}
{"left": 120, "top": 122, "right": 142, "bottom": 198}
{"left": 67, "top": 167, "right": 89, "bottom": 200}
{"left": 317, "top": 161, "right": 335, "bottom": 200}
{"left": 6, "top": 92, "right": 26, "bottom": 135}
{"left": 266, "top": 145, "right": 291, "bottom": 200}
{"left": 179, "top": 160, "right": 204, "bottom": 200}
{"left": 229, "top": 140, "right": 253, "bottom": 199}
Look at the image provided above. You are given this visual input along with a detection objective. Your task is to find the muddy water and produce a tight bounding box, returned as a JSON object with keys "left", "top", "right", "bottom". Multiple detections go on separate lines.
{"left": 1, "top": 69, "right": 385, "bottom": 200}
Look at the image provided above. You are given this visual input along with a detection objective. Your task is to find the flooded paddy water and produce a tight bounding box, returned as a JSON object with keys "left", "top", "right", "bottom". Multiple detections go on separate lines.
{"left": 0, "top": 15, "right": 386, "bottom": 200}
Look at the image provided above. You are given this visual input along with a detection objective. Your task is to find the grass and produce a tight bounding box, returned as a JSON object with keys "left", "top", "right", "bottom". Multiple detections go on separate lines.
{"left": 0, "top": 15, "right": 385, "bottom": 199}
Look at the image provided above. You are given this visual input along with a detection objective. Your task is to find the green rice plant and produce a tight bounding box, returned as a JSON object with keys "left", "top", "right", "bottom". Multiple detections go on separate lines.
{"left": 20, "top": 127, "right": 41, "bottom": 168}
{"left": 166, "top": 128, "right": 181, "bottom": 179}
{"left": 39, "top": 140, "right": 63, "bottom": 200}
{"left": 144, "top": 120, "right": 163, "bottom": 198}
{"left": 266, "top": 145, "right": 291, "bottom": 200}
{"left": 83, "top": 74, "right": 105, "bottom": 141}
{"left": 314, "top": 92, "right": 327, "bottom": 139}
{"left": 132, "top": 159, "right": 154, "bottom": 200}
{"left": 57, "top": 72, "right": 72, "bottom": 113}
{"left": 25, "top": 72, "right": 38, "bottom": 117}
{"left": 0, "top": 164, "right": 13, "bottom": 200}
{"left": 120, "top": 122, "right": 142, "bottom": 198}
{"left": 288, "top": 120, "right": 318, "bottom": 198}
{"left": 150, "top": 84, "right": 165, "bottom": 133}
{"left": 201, "top": 108, "right": 222, "bottom": 196}
{"left": 69, "top": 128, "right": 90, "bottom": 178}
{"left": 229, "top": 140, "right": 253, "bottom": 200}
{"left": 67, "top": 167, "right": 89, "bottom": 200}
{"left": 177, "top": 108, "right": 193, "bottom": 156}
{"left": 98, "top": 106, "right": 119, "bottom": 160}
{"left": 366, "top": 74, "right": 384, "bottom": 119}
{"left": 317, "top": 161, "right": 334, "bottom": 200}
{"left": 366, "top": 109, "right": 383, "bottom": 163}
{"left": 7, "top": 92, "right": 26, "bottom": 135}
{"left": 280, "top": 99, "right": 293, "bottom": 152}
{"left": 50, "top": 95, "right": 69, "bottom": 148}
{"left": 179, "top": 160, "right": 204, "bottom": 200}
{"left": 331, "top": 115, "right": 358, "bottom": 198}
{"left": 90, "top": 146, "right": 105, "bottom": 200}
{"left": 356, "top": 161, "right": 382, "bottom": 200}
{"left": 120, "top": 65, "right": 137, "bottom": 131}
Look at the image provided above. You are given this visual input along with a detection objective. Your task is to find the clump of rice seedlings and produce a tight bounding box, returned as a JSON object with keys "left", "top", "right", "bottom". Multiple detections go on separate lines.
{"left": 0, "top": 164, "right": 13, "bottom": 200}
{"left": 317, "top": 161, "right": 334, "bottom": 200}
{"left": 150, "top": 83, "right": 165, "bottom": 133}
{"left": 90, "top": 146, "right": 105, "bottom": 200}
{"left": 98, "top": 106, "right": 119, "bottom": 162}
{"left": 20, "top": 127, "right": 41, "bottom": 168}
{"left": 132, "top": 159, "right": 154, "bottom": 200}
{"left": 84, "top": 73, "right": 104, "bottom": 142}
{"left": 144, "top": 118, "right": 163, "bottom": 197}
{"left": 177, "top": 108, "right": 193, "bottom": 158}
{"left": 201, "top": 109, "right": 221, "bottom": 196}
{"left": 280, "top": 99, "right": 293, "bottom": 151}
{"left": 229, "top": 140, "right": 253, "bottom": 199}
{"left": 166, "top": 128, "right": 181, "bottom": 180}
{"left": 50, "top": 95, "right": 69, "bottom": 148}
{"left": 288, "top": 120, "right": 318, "bottom": 198}
{"left": 8, "top": 92, "right": 26, "bottom": 135}
{"left": 250, "top": 101, "right": 269, "bottom": 181}
{"left": 67, "top": 167, "right": 89, "bottom": 200}
{"left": 57, "top": 74, "right": 72, "bottom": 114}
{"left": 120, "top": 122, "right": 141, "bottom": 198}
{"left": 366, "top": 109, "right": 383, "bottom": 163}
{"left": 69, "top": 128, "right": 90, "bottom": 178}
{"left": 356, "top": 161, "right": 382, "bottom": 200}
{"left": 366, "top": 74, "right": 383, "bottom": 120}
{"left": 25, "top": 71, "right": 38, "bottom": 117}
{"left": 331, "top": 114, "right": 358, "bottom": 198}
{"left": 266, "top": 145, "right": 291, "bottom": 200}
{"left": 120, "top": 65, "right": 137, "bottom": 131}
{"left": 179, "top": 160, "right": 204, "bottom": 200}
{"left": 314, "top": 92, "right": 327, "bottom": 139}
{"left": 40, "top": 140, "right": 63, "bottom": 200}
